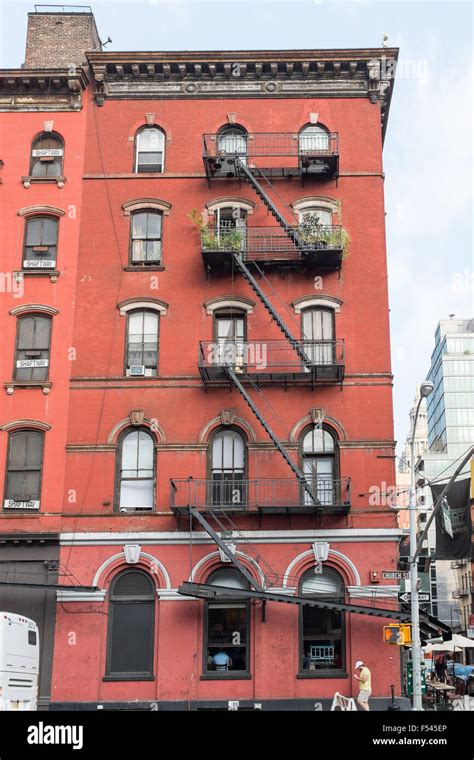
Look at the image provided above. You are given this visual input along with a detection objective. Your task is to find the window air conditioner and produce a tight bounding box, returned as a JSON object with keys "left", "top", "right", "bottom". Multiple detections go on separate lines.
{"left": 129, "top": 365, "right": 145, "bottom": 376}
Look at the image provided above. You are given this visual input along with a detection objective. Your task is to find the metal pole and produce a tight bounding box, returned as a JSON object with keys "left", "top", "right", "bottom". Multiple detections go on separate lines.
{"left": 409, "top": 395, "right": 424, "bottom": 711}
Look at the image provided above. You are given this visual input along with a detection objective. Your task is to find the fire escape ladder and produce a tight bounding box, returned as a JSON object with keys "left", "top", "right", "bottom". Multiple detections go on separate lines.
{"left": 232, "top": 253, "right": 313, "bottom": 370}
{"left": 205, "top": 508, "right": 280, "bottom": 588}
{"left": 227, "top": 367, "right": 320, "bottom": 507}
{"left": 236, "top": 159, "right": 302, "bottom": 248}
{"left": 188, "top": 507, "right": 265, "bottom": 591}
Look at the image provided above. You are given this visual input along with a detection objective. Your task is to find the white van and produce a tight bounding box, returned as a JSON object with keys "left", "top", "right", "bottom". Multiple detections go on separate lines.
{"left": 0, "top": 612, "right": 39, "bottom": 710}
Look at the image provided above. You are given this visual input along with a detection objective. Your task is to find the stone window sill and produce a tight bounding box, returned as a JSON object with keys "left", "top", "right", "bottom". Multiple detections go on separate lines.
{"left": 123, "top": 266, "right": 165, "bottom": 272}
{"left": 22, "top": 176, "right": 66, "bottom": 189}
{"left": 14, "top": 270, "right": 60, "bottom": 282}
{"left": 5, "top": 381, "right": 52, "bottom": 395}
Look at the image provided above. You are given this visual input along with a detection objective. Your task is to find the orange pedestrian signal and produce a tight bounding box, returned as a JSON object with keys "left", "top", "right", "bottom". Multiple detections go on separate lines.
{"left": 383, "top": 624, "right": 412, "bottom": 645}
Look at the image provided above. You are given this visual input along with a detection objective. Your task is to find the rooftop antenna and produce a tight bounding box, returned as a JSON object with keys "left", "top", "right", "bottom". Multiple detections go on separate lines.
{"left": 382, "top": 33, "right": 389, "bottom": 48}
{"left": 101, "top": 36, "right": 112, "bottom": 48}
{"left": 449, "top": 314, "right": 455, "bottom": 319}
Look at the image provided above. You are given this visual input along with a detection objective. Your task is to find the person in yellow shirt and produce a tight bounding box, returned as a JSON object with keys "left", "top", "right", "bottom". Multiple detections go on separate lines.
{"left": 354, "top": 659, "right": 372, "bottom": 711}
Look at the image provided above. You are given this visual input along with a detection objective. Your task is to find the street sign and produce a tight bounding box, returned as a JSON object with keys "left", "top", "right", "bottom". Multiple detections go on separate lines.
{"left": 382, "top": 571, "right": 410, "bottom": 580}
{"left": 398, "top": 592, "right": 431, "bottom": 603}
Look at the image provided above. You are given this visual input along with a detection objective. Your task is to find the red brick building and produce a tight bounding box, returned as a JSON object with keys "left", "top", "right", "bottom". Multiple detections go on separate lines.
{"left": 1, "top": 9, "right": 439, "bottom": 711}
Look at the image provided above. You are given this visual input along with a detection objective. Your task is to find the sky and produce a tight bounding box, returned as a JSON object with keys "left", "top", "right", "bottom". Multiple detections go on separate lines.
{"left": 0, "top": 0, "right": 472, "bottom": 455}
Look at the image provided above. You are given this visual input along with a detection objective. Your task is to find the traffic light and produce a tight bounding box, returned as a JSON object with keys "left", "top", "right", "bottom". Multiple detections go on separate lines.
{"left": 384, "top": 624, "right": 402, "bottom": 644}
{"left": 383, "top": 624, "right": 412, "bottom": 645}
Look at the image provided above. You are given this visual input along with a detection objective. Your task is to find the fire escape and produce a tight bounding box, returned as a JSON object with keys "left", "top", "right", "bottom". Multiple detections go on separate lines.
{"left": 167, "top": 130, "right": 453, "bottom": 639}
{"left": 170, "top": 129, "right": 352, "bottom": 594}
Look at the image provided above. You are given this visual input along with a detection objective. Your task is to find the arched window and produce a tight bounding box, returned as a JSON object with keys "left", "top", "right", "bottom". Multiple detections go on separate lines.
{"left": 106, "top": 569, "right": 155, "bottom": 678}
{"left": 129, "top": 210, "right": 162, "bottom": 266}
{"left": 23, "top": 216, "right": 59, "bottom": 270}
{"left": 214, "top": 206, "right": 247, "bottom": 251}
{"left": 29, "top": 132, "right": 64, "bottom": 177}
{"left": 14, "top": 314, "right": 52, "bottom": 382}
{"left": 4, "top": 430, "right": 44, "bottom": 511}
{"left": 217, "top": 125, "right": 248, "bottom": 165}
{"left": 299, "top": 566, "right": 345, "bottom": 674}
{"left": 125, "top": 309, "right": 159, "bottom": 376}
{"left": 299, "top": 124, "right": 330, "bottom": 153}
{"left": 298, "top": 206, "right": 332, "bottom": 228}
{"left": 204, "top": 567, "right": 250, "bottom": 675}
{"left": 135, "top": 127, "right": 165, "bottom": 173}
{"left": 213, "top": 309, "right": 246, "bottom": 368}
{"left": 116, "top": 429, "right": 155, "bottom": 511}
{"left": 209, "top": 427, "right": 246, "bottom": 508}
{"left": 301, "top": 425, "right": 338, "bottom": 506}
{"left": 301, "top": 307, "right": 335, "bottom": 367}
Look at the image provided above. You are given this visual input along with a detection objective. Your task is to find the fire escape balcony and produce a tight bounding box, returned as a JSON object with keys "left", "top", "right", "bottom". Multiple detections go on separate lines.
{"left": 200, "top": 225, "right": 344, "bottom": 271}
{"left": 452, "top": 587, "right": 470, "bottom": 599}
{"left": 170, "top": 477, "right": 351, "bottom": 517}
{"left": 202, "top": 132, "right": 339, "bottom": 180}
{"left": 198, "top": 339, "right": 344, "bottom": 386}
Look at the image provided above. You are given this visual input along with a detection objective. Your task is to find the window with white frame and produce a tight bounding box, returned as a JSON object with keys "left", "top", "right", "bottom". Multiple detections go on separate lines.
{"left": 210, "top": 427, "right": 246, "bottom": 508}
{"left": 135, "top": 127, "right": 165, "bottom": 173}
{"left": 130, "top": 210, "right": 162, "bottom": 265}
{"left": 117, "top": 429, "right": 155, "bottom": 511}
{"left": 299, "top": 124, "right": 330, "bottom": 153}
{"left": 125, "top": 309, "right": 159, "bottom": 376}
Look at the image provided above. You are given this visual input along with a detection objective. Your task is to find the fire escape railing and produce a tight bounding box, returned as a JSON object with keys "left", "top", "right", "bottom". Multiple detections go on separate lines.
{"left": 202, "top": 132, "right": 339, "bottom": 161}
{"left": 198, "top": 339, "right": 344, "bottom": 374}
{"left": 170, "top": 478, "right": 352, "bottom": 515}
{"left": 201, "top": 224, "right": 344, "bottom": 257}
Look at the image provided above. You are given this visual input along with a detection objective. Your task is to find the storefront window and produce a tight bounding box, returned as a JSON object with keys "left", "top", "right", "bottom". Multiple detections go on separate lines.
{"left": 300, "top": 566, "right": 345, "bottom": 674}
{"left": 204, "top": 568, "right": 250, "bottom": 675}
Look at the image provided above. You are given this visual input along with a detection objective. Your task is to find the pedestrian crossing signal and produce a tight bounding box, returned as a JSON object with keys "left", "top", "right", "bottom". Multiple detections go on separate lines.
{"left": 383, "top": 624, "right": 412, "bottom": 645}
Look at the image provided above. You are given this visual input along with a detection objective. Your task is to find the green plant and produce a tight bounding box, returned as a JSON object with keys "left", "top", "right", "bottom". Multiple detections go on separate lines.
{"left": 188, "top": 209, "right": 243, "bottom": 251}
{"left": 297, "top": 212, "right": 350, "bottom": 258}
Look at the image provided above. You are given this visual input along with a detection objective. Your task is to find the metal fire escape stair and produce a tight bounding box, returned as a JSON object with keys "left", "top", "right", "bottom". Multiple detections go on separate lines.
{"left": 189, "top": 506, "right": 279, "bottom": 590}
{"left": 227, "top": 367, "right": 319, "bottom": 507}
{"left": 236, "top": 159, "right": 302, "bottom": 249}
{"left": 232, "top": 253, "right": 313, "bottom": 369}
{"left": 184, "top": 150, "right": 324, "bottom": 594}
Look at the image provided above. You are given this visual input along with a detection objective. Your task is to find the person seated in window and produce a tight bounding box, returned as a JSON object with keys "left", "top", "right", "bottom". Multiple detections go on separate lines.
{"left": 213, "top": 650, "right": 233, "bottom": 671}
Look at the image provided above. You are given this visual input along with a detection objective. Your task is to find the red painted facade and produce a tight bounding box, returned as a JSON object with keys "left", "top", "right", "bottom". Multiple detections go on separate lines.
{"left": 0, "top": 18, "right": 404, "bottom": 708}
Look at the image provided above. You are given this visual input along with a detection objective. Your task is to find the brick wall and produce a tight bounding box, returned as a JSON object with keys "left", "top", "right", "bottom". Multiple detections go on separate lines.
{"left": 24, "top": 12, "right": 101, "bottom": 69}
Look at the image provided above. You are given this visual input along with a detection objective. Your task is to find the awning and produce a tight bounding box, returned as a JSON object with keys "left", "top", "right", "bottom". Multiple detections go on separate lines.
{"left": 178, "top": 581, "right": 450, "bottom": 641}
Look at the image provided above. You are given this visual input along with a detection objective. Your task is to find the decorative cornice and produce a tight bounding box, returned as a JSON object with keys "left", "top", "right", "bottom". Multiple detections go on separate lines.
{"left": 17, "top": 205, "right": 65, "bottom": 218}
{"left": 0, "top": 68, "right": 89, "bottom": 112}
{"left": 204, "top": 295, "right": 256, "bottom": 315}
{"left": 1, "top": 419, "right": 51, "bottom": 433}
{"left": 86, "top": 48, "right": 398, "bottom": 136}
{"left": 117, "top": 297, "right": 168, "bottom": 316}
{"left": 205, "top": 197, "right": 255, "bottom": 214}
{"left": 198, "top": 414, "right": 257, "bottom": 443}
{"left": 9, "top": 304, "right": 59, "bottom": 317}
{"left": 122, "top": 198, "right": 171, "bottom": 216}
{"left": 292, "top": 294, "right": 343, "bottom": 314}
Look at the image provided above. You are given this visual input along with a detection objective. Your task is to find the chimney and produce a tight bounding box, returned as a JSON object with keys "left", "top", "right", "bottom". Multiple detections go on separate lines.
{"left": 24, "top": 7, "right": 102, "bottom": 70}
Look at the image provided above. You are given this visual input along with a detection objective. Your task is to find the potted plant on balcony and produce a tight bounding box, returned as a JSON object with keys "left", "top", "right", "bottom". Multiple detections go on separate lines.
{"left": 189, "top": 209, "right": 243, "bottom": 251}
{"left": 297, "top": 212, "right": 350, "bottom": 258}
